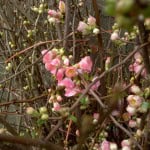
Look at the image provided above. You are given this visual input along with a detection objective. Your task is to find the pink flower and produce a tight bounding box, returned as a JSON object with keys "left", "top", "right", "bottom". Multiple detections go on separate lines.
{"left": 58, "top": 77, "right": 75, "bottom": 89}
{"left": 64, "top": 86, "right": 81, "bottom": 97}
{"left": 56, "top": 68, "right": 65, "bottom": 81}
{"left": 45, "top": 57, "right": 61, "bottom": 74}
{"left": 130, "top": 85, "right": 141, "bottom": 95}
{"left": 78, "top": 56, "right": 93, "bottom": 73}
{"left": 56, "top": 95, "right": 63, "bottom": 102}
{"left": 77, "top": 21, "right": 89, "bottom": 34}
{"left": 126, "top": 105, "right": 136, "bottom": 115}
{"left": 121, "top": 139, "right": 131, "bottom": 147}
{"left": 127, "top": 95, "right": 142, "bottom": 108}
{"left": 91, "top": 77, "right": 100, "bottom": 90}
{"left": 110, "top": 142, "right": 118, "bottom": 150}
{"left": 63, "top": 57, "right": 70, "bottom": 66}
{"left": 52, "top": 102, "right": 61, "bottom": 111}
{"left": 101, "top": 140, "right": 110, "bottom": 150}
{"left": 134, "top": 52, "right": 143, "bottom": 64}
{"left": 110, "top": 32, "right": 119, "bottom": 41}
{"left": 128, "top": 120, "right": 137, "bottom": 128}
{"left": 93, "top": 113, "right": 99, "bottom": 120}
{"left": 59, "top": 1, "right": 65, "bottom": 13}
{"left": 42, "top": 50, "right": 56, "bottom": 64}
{"left": 122, "top": 146, "right": 131, "bottom": 150}
{"left": 87, "top": 15, "right": 96, "bottom": 26}
{"left": 65, "top": 66, "right": 77, "bottom": 78}
{"left": 133, "top": 63, "right": 143, "bottom": 74}
{"left": 48, "top": 9, "right": 61, "bottom": 19}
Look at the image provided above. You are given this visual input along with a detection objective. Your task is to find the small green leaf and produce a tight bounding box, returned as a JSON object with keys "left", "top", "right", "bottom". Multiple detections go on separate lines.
{"left": 68, "top": 115, "right": 77, "bottom": 123}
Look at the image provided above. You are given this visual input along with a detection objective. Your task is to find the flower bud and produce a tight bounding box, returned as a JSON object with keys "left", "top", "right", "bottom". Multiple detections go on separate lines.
{"left": 26, "top": 107, "right": 35, "bottom": 115}
{"left": 130, "top": 85, "right": 142, "bottom": 95}
{"left": 93, "top": 28, "right": 100, "bottom": 35}
{"left": 110, "top": 32, "right": 119, "bottom": 41}
{"left": 59, "top": 1, "right": 65, "bottom": 13}
{"left": 41, "top": 114, "right": 49, "bottom": 120}
{"left": 39, "top": 106, "right": 47, "bottom": 114}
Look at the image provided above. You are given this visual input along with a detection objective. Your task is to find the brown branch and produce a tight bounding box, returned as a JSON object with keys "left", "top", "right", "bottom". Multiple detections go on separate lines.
{"left": 0, "top": 134, "right": 63, "bottom": 150}
{"left": 63, "top": 0, "right": 71, "bottom": 50}
{"left": 0, "top": 93, "right": 48, "bottom": 107}
{"left": 138, "top": 20, "right": 150, "bottom": 74}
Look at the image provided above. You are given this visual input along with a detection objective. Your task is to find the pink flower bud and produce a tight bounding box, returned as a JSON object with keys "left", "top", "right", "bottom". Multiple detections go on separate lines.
{"left": 59, "top": 1, "right": 65, "bottom": 13}
{"left": 126, "top": 105, "right": 136, "bottom": 115}
{"left": 48, "top": 9, "right": 61, "bottom": 19}
{"left": 122, "top": 146, "right": 131, "bottom": 150}
{"left": 87, "top": 15, "right": 96, "bottom": 26}
{"left": 134, "top": 52, "right": 143, "bottom": 64}
{"left": 56, "top": 95, "right": 63, "bottom": 102}
{"left": 110, "top": 32, "right": 119, "bottom": 41}
{"left": 93, "top": 28, "right": 100, "bottom": 35}
{"left": 128, "top": 120, "right": 137, "bottom": 128}
{"left": 130, "top": 85, "right": 142, "bottom": 95}
{"left": 110, "top": 142, "right": 118, "bottom": 150}
{"left": 63, "top": 57, "right": 70, "bottom": 66}
{"left": 77, "top": 21, "right": 89, "bottom": 34}
{"left": 101, "top": 140, "right": 110, "bottom": 150}
{"left": 53, "top": 102, "right": 61, "bottom": 111}
{"left": 121, "top": 139, "right": 131, "bottom": 147}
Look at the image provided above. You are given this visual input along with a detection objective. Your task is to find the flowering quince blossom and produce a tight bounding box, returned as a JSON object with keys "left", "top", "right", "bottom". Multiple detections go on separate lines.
{"left": 48, "top": 9, "right": 61, "bottom": 19}
{"left": 65, "top": 66, "right": 77, "bottom": 78}
{"left": 64, "top": 86, "right": 81, "bottom": 97}
{"left": 77, "top": 21, "right": 89, "bottom": 34}
{"left": 52, "top": 102, "right": 61, "bottom": 111}
{"left": 45, "top": 57, "right": 61, "bottom": 74}
{"left": 87, "top": 15, "right": 96, "bottom": 26}
{"left": 121, "top": 139, "right": 131, "bottom": 147}
{"left": 58, "top": 0, "right": 65, "bottom": 13}
{"left": 110, "top": 32, "right": 119, "bottom": 41}
{"left": 56, "top": 68, "right": 65, "bottom": 81}
{"left": 58, "top": 77, "right": 75, "bottom": 89}
{"left": 129, "top": 52, "right": 147, "bottom": 77}
{"left": 128, "top": 120, "right": 137, "bottom": 128}
{"left": 130, "top": 84, "right": 142, "bottom": 95}
{"left": 41, "top": 49, "right": 56, "bottom": 63}
{"left": 101, "top": 140, "right": 110, "bottom": 150}
{"left": 78, "top": 56, "right": 93, "bottom": 73}
{"left": 126, "top": 105, "right": 136, "bottom": 115}
{"left": 110, "top": 142, "right": 118, "bottom": 150}
{"left": 127, "top": 95, "right": 142, "bottom": 108}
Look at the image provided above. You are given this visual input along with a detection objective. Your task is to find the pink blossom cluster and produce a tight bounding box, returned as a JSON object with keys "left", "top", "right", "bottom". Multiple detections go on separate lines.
{"left": 77, "top": 16, "right": 100, "bottom": 35}
{"left": 47, "top": 1, "right": 65, "bottom": 23}
{"left": 129, "top": 52, "right": 147, "bottom": 77}
{"left": 99, "top": 139, "right": 132, "bottom": 150}
{"left": 42, "top": 48, "right": 100, "bottom": 110}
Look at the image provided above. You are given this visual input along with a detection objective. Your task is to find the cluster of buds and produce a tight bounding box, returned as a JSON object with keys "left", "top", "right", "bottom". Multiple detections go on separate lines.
{"left": 42, "top": 48, "right": 100, "bottom": 111}
{"left": 111, "top": 23, "right": 139, "bottom": 42}
{"left": 100, "top": 140, "right": 118, "bottom": 150}
{"left": 129, "top": 52, "right": 147, "bottom": 78}
{"left": 77, "top": 16, "right": 100, "bottom": 35}
{"left": 26, "top": 106, "right": 49, "bottom": 121}
{"left": 47, "top": 1, "right": 65, "bottom": 23}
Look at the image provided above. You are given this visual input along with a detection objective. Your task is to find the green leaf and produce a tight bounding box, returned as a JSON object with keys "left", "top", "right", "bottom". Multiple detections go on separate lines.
{"left": 68, "top": 115, "right": 77, "bottom": 123}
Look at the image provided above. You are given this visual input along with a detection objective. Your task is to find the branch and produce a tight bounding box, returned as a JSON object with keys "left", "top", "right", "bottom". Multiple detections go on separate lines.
{"left": 0, "top": 134, "right": 63, "bottom": 150}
